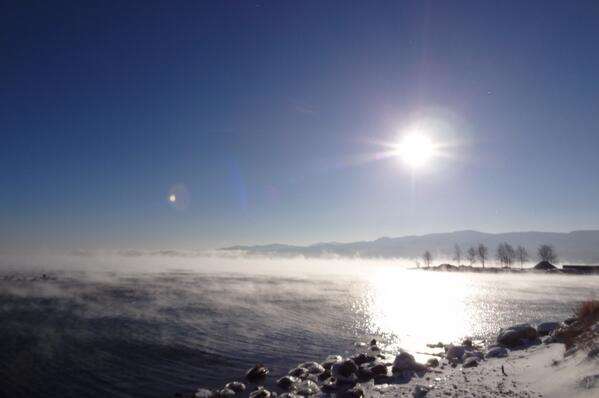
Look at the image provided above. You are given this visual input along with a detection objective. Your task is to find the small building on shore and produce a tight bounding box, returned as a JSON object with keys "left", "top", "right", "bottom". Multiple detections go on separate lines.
{"left": 562, "top": 265, "right": 599, "bottom": 274}
{"left": 533, "top": 261, "right": 558, "bottom": 270}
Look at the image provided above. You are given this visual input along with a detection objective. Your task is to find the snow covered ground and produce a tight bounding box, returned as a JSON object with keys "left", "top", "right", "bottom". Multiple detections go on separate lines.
{"left": 360, "top": 342, "right": 598, "bottom": 398}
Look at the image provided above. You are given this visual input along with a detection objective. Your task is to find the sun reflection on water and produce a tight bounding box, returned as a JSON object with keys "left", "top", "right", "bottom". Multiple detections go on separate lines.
{"left": 360, "top": 267, "right": 477, "bottom": 358}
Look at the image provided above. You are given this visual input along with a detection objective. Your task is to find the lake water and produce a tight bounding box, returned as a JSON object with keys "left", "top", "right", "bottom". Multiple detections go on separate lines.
{"left": 0, "top": 256, "right": 597, "bottom": 398}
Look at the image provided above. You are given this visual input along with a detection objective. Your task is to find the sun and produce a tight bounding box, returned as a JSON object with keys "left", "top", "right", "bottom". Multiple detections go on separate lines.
{"left": 395, "top": 134, "right": 435, "bottom": 169}
{"left": 168, "top": 194, "right": 176, "bottom": 203}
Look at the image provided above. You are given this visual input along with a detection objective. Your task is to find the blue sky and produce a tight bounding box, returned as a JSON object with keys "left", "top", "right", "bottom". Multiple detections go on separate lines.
{"left": 2, "top": 1, "right": 599, "bottom": 251}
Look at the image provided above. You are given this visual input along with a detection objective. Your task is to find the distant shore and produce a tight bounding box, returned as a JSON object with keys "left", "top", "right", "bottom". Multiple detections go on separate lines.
{"left": 418, "top": 263, "right": 599, "bottom": 275}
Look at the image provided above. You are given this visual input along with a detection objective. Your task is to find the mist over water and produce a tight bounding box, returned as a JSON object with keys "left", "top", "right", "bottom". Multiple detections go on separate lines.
{"left": 1, "top": 255, "right": 597, "bottom": 398}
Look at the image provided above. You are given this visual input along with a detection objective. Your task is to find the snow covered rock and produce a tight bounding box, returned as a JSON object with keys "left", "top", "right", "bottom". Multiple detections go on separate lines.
{"left": 321, "top": 355, "right": 342, "bottom": 370}
{"left": 288, "top": 366, "right": 309, "bottom": 378}
{"left": 195, "top": 389, "right": 214, "bottom": 398}
{"left": 296, "top": 380, "right": 320, "bottom": 395}
{"left": 249, "top": 388, "right": 271, "bottom": 398}
{"left": 298, "top": 361, "right": 325, "bottom": 375}
{"left": 224, "top": 382, "right": 245, "bottom": 394}
{"left": 463, "top": 356, "right": 479, "bottom": 368}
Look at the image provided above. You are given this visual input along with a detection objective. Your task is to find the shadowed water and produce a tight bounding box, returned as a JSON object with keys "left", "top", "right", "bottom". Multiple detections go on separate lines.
{"left": 0, "top": 257, "right": 597, "bottom": 398}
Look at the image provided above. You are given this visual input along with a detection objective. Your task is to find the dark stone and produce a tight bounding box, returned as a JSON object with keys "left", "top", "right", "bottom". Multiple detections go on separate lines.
{"left": 445, "top": 345, "right": 465, "bottom": 361}
{"left": 426, "top": 342, "right": 444, "bottom": 349}
{"left": 246, "top": 364, "right": 269, "bottom": 382}
{"left": 486, "top": 346, "right": 508, "bottom": 358}
{"left": 392, "top": 351, "right": 416, "bottom": 373}
{"left": 318, "top": 369, "right": 332, "bottom": 381}
{"left": 288, "top": 367, "right": 309, "bottom": 378}
{"left": 341, "top": 386, "right": 364, "bottom": 398}
{"left": 413, "top": 385, "right": 430, "bottom": 397}
{"left": 370, "top": 363, "right": 388, "bottom": 376}
{"left": 276, "top": 376, "right": 298, "bottom": 390}
{"left": 463, "top": 351, "right": 483, "bottom": 361}
{"left": 249, "top": 388, "right": 271, "bottom": 398}
{"left": 334, "top": 359, "right": 358, "bottom": 378}
{"left": 320, "top": 377, "right": 338, "bottom": 393}
{"left": 426, "top": 358, "right": 439, "bottom": 368}
{"left": 321, "top": 355, "right": 342, "bottom": 370}
{"left": 224, "top": 382, "right": 246, "bottom": 394}
{"left": 352, "top": 353, "right": 376, "bottom": 366}
{"left": 497, "top": 324, "right": 538, "bottom": 348}
{"left": 536, "top": 322, "right": 560, "bottom": 336}
{"left": 356, "top": 365, "right": 373, "bottom": 381}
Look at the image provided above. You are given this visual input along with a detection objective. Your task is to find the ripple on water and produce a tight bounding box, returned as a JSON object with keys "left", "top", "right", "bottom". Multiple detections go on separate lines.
{"left": 0, "top": 268, "right": 597, "bottom": 397}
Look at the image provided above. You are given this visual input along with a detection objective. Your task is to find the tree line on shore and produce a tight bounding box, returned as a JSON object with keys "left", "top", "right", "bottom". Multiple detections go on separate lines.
{"left": 420, "top": 243, "right": 558, "bottom": 269}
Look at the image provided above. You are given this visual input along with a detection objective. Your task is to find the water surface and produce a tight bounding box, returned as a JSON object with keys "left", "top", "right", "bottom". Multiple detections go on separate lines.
{"left": 0, "top": 256, "right": 596, "bottom": 398}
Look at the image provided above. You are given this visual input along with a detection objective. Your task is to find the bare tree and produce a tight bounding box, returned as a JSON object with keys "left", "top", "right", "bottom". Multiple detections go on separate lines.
{"left": 466, "top": 246, "right": 477, "bottom": 266}
{"left": 496, "top": 242, "right": 516, "bottom": 268}
{"left": 516, "top": 246, "right": 528, "bottom": 269}
{"left": 537, "top": 244, "right": 557, "bottom": 263}
{"left": 422, "top": 250, "right": 433, "bottom": 268}
{"left": 477, "top": 243, "right": 489, "bottom": 268}
{"left": 504, "top": 243, "right": 515, "bottom": 268}
{"left": 453, "top": 244, "right": 463, "bottom": 266}
{"left": 496, "top": 244, "right": 505, "bottom": 267}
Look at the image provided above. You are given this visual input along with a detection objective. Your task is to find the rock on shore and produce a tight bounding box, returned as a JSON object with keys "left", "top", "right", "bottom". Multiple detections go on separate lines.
{"left": 188, "top": 314, "right": 598, "bottom": 398}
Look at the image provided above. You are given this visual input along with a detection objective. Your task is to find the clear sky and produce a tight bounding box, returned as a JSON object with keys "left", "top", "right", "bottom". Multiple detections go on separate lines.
{"left": 2, "top": 1, "right": 599, "bottom": 251}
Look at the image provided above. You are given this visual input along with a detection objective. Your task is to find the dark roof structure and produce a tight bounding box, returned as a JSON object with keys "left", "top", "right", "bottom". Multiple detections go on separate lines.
{"left": 534, "top": 261, "right": 558, "bottom": 270}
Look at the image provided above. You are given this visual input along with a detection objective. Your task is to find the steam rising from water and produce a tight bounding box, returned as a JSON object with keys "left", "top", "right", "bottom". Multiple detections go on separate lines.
{"left": 0, "top": 254, "right": 597, "bottom": 397}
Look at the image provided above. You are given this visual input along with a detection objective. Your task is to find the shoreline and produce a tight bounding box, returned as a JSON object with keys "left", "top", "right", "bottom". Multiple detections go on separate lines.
{"left": 417, "top": 263, "right": 599, "bottom": 275}
{"left": 187, "top": 308, "right": 599, "bottom": 398}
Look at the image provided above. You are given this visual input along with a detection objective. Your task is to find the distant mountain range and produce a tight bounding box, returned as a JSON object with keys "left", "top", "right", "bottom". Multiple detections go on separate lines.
{"left": 221, "top": 230, "right": 599, "bottom": 264}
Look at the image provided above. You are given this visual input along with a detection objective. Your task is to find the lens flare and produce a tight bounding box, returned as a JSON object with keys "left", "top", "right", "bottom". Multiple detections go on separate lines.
{"left": 167, "top": 184, "right": 190, "bottom": 210}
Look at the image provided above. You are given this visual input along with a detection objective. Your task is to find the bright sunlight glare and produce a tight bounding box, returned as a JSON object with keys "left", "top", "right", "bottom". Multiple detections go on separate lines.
{"left": 395, "top": 134, "right": 436, "bottom": 169}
